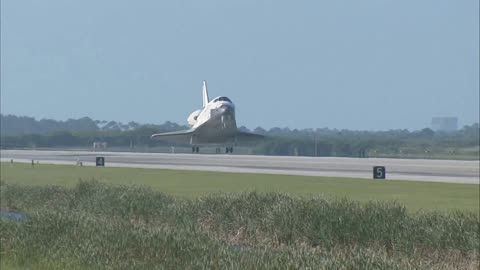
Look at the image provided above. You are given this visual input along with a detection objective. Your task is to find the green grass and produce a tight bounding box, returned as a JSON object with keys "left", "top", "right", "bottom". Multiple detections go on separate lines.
{"left": 1, "top": 181, "right": 478, "bottom": 269}
{"left": 1, "top": 162, "right": 478, "bottom": 212}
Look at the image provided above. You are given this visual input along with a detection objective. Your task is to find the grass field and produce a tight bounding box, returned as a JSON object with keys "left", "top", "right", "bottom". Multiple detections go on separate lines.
{"left": 1, "top": 162, "right": 479, "bottom": 269}
{"left": 1, "top": 162, "right": 478, "bottom": 212}
{"left": 1, "top": 181, "right": 479, "bottom": 269}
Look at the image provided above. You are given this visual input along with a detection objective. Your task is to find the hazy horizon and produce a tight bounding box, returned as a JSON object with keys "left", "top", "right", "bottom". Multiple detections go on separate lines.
{"left": 3, "top": 112, "right": 479, "bottom": 132}
{"left": 1, "top": 1, "right": 479, "bottom": 131}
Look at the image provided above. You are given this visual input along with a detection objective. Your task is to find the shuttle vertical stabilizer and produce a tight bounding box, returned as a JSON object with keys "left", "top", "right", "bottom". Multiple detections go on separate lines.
{"left": 202, "top": 80, "right": 209, "bottom": 107}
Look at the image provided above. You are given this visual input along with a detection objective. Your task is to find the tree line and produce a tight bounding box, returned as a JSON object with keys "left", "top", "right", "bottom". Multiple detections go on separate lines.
{"left": 1, "top": 114, "right": 478, "bottom": 158}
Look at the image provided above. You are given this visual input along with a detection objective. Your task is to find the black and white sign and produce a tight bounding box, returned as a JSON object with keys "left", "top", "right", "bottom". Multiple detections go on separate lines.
{"left": 373, "top": 166, "right": 386, "bottom": 179}
{"left": 96, "top": 157, "right": 105, "bottom": 167}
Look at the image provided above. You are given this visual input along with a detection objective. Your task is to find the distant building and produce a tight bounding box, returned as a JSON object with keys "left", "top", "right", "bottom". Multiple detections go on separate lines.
{"left": 431, "top": 117, "right": 458, "bottom": 132}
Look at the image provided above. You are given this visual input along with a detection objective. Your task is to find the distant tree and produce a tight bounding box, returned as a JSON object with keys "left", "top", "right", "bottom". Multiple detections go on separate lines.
{"left": 420, "top": 128, "right": 435, "bottom": 137}
{"left": 254, "top": 127, "right": 267, "bottom": 134}
{"left": 238, "top": 126, "right": 250, "bottom": 132}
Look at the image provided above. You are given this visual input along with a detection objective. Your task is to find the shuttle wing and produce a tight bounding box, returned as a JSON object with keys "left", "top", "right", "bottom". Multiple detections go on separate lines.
{"left": 235, "top": 131, "right": 265, "bottom": 142}
{"left": 151, "top": 129, "right": 195, "bottom": 143}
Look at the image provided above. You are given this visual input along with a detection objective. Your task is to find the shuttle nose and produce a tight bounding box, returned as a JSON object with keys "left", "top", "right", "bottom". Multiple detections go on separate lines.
{"left": 219, "top": 104, "right": 234, "bottom": 114}
{"left": 217, "top": 104, "right": 235, "bottom": 120}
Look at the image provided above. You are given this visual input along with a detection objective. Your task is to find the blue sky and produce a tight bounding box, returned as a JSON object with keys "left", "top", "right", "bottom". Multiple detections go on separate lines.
{"left": 1, "top": 0, "right": 478, "bottom": 130}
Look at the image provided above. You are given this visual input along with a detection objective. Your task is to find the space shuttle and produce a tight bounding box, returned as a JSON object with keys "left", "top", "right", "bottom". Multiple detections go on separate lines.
{"left": 151, "top": 80, "right": 264, "bottom": 153}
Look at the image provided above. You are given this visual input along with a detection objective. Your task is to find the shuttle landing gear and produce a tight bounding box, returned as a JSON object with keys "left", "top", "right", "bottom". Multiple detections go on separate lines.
{"left": 225, "top": 147, "right": 233, "bottom": 154}
{"left": 192, "top": 146, "right": 199, "bottom": 153}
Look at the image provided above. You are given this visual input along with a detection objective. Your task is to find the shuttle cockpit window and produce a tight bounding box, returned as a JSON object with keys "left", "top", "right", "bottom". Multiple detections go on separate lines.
{"left": 214, "top": 97, "right": 232, "bottom": 103}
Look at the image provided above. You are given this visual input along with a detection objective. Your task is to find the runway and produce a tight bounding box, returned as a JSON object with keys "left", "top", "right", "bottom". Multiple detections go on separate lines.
{"left": 1, "top": 150, "right": 478, "bottom": 184}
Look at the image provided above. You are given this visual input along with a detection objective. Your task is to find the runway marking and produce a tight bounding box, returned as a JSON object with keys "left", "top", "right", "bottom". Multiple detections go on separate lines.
{"left": 1, "top": 149, "right": 478, "bottom": 184}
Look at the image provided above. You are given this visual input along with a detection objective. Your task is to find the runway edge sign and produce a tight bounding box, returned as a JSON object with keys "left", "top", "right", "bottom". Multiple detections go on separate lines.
{"left": 373, "top": 166, "right": 386, "bottom": 179}
{"left": 96, "top": 157, "right": 105, "bottom": 167}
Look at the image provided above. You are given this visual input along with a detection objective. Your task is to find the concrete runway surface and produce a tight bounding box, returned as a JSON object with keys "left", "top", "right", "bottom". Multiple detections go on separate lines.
{"left": 1, "top": 150, "right": 478, "bottom": 184}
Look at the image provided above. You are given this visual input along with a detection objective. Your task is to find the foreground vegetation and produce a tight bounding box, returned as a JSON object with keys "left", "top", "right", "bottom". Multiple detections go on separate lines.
{"left": 1, "top": 180, "right": 478, "bottom": 269}
{"left": 1, "top": 162, "right": 479, "bottom": 212}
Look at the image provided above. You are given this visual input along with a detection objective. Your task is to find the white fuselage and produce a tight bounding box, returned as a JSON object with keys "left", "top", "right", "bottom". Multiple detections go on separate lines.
{"left": 188, "top": 96, "right": 237, "bottom": 144}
